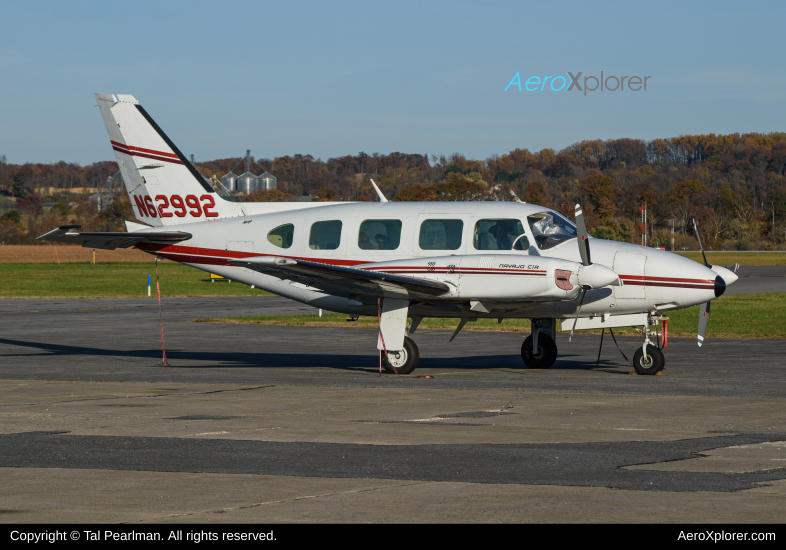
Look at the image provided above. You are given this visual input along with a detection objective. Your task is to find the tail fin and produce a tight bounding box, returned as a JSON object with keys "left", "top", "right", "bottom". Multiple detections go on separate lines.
{"left": 96, "top": 93, "right": 240, "bottom": 226}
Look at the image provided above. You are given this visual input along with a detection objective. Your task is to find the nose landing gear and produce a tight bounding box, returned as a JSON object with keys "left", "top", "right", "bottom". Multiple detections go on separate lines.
{"left": 632, "top": 315, "right": 666, "bottom": 375}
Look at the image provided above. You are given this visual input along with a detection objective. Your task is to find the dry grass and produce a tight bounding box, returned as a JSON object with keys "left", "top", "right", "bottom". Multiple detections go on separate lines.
{"left": 0, "top": 245, "right": 156, "bottom": 263}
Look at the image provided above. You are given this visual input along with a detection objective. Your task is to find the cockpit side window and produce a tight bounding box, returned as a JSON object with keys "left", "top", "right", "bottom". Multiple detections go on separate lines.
{"left": 527, "top": 211, "right": 577, "bottom": 250}
{"left": 473, "top": 219, "right": 529, "bottom": 251}
{"left": 267, "top": 223, "right": 294, "bottom": 249}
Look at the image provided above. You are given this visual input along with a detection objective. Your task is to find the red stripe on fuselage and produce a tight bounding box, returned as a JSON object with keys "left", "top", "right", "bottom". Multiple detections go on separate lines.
{"left": 136, "top": 243, "right": 365, "bottom": 266}
{"left": 136, "top": 244, "right": 714, "bottom": 290}
{"left": 620, "top": 274, "right": 714, "bottom": 284}
{"left": 622, "top": 280, "right": 714, "bottom": 289}
{"left": 137, "top": 244, "right": 548, "bottom": 275}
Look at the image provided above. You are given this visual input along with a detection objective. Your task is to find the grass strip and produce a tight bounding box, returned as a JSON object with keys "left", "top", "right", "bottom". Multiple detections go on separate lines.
{"left": 0, "top": 262, "right": 270, "bottom": 298}
{"left": 676, "top": 252, "right": 786, "bottom": 266}
{"left": 194, "top": 292, "right": 785, "bottom": 339}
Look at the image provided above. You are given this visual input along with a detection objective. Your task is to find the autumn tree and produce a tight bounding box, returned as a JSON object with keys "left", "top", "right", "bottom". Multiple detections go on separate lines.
{"left": 580, "top": 175, "right": 619, "bottom": 225}
{"left": 668, "top": 179, "right": 707, "bottom": 233}
{"left": 394, "top": 185, "right": 436, "bottom": 201}
{"left": 523, "top": 181, "right": 545, "bottom": 205}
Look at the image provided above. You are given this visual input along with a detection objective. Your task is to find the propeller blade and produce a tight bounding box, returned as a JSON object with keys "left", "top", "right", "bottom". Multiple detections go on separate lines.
{"left": 574, "top": 204, "right": 591, "bottom": 266}
{"left": 692, "top": 219, "right": 709, "bottom": 268}
{"left": 569, "top": 287, "right": 588, "bottom": 342}
{"left": 698, "top": 300, "right": 710, "bottom": 347}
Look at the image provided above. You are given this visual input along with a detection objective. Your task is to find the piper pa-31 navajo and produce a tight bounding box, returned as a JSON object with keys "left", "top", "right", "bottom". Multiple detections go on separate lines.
{"left": 40, "top": 94, "right": 739, "bottom": 375}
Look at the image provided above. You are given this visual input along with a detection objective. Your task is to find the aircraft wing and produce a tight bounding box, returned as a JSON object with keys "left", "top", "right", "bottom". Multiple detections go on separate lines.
{"left": 37, "top": 225, "right": 192, "bottom": 250}
{"left": 231, "top": 256, "right": 451, "bottom": 299}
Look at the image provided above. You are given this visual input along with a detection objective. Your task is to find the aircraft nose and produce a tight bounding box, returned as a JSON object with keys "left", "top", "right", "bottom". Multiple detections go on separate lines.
{"left": 715, "top": 275, "right": 726, "bottom": 298}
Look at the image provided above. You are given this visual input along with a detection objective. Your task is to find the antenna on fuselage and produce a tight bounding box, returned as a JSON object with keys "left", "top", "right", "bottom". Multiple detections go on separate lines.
{"left": 369, "top": 179, "right": 389, "bottom": 203}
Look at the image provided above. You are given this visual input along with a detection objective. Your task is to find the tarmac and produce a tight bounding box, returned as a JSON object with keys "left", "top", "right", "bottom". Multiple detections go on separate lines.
{"left": 729, "top": 266, "right": 786, "bottom": 295}
{"left": 1, "top": 280, "right": 785, "bottom": 522}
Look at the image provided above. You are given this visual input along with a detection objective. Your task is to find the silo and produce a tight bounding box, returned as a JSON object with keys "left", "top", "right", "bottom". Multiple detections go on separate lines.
{"left": 236, "top": 172, "right": 259, "bottom": 194}
{"left": 221, "top": 171, "right": 238, "bottom": 192}
{"left": 260, "top": 171, "right": 277, "bottom": 190}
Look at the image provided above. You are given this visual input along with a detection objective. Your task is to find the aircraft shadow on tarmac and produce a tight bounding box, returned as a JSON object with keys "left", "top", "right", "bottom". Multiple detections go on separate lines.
{"left": 0, "top": 337, "right": 629, "bottom": 374}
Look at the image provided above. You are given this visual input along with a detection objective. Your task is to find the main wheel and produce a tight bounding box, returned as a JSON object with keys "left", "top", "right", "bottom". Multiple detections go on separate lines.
{"left": 382, "top": 336, "right": 420, "bottom": 375}
{"left": 521, "top": 334, "right": 558, "bottom": 369}
{"left": 632, "top": 344, "right": 664, "bottom": 375}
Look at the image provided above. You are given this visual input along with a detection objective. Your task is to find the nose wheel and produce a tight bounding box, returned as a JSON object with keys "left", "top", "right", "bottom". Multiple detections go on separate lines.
{"left": 631, "top": 315, "right": 666, "bottom": 375}
{"left": 632, "top": 344, "right": 664, "bottom": 375}
{"left": 521, "top": 334, "right": 558, "bottom": 369}
{"left": 382, "top": 336, "right": 420, "bottom": 375}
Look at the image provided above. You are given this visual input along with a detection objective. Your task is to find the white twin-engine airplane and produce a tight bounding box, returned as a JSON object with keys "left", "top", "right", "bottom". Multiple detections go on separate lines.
{"left": 40, "top": 93, "right": 739, "bottom": 375}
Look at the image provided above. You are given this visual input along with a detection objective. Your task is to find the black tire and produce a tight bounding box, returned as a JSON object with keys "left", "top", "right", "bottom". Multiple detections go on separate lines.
{"left": 521, "top": 334, "right": 558, "bottom": 369}
{"left": 382, "top": 336, "right": 420, "bottom": 375}
{"left": 632, "top": 344, "right": 664, "bottom": 375}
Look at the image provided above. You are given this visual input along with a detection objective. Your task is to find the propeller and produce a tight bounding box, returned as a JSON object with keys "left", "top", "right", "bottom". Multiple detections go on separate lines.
{"left": 575, "top": 204, "right": 592, "bottom": 266}
{"left": 692, "top": 218, "right": 711, "bottom": 347}
{"left": 570, "top": 204, "right": 592, "bottom": 342}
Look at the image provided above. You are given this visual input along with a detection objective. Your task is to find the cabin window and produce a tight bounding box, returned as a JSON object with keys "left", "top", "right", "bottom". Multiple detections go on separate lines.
{"left": 473, "top": 219, "right": 529, "bottom": 251}
{"left": 527, "top": 211, "right": 577, "bottom": 250}
{"left": 419, "top": 219, "right": 464, "bottom": 250}
{"left": 358, "top": 220, "right": 402, "bottom": 250}
{"left": 309, "top": 220, "right": 342, "bottom": 250}
{"left": 266, "top": 223, "right": 294, "bottom": 249}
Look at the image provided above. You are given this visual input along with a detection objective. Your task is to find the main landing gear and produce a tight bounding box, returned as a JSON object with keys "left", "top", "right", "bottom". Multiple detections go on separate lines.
{"left": 382, "top": 336, "right": 420, "bottom": 375}
{"left": 521, "top": 319, "right": 558, "bottom": 369}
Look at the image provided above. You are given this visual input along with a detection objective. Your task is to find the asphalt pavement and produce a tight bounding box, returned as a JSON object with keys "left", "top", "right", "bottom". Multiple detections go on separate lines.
{"left": 1, "top": 294, "right": 785, "bottom": 522}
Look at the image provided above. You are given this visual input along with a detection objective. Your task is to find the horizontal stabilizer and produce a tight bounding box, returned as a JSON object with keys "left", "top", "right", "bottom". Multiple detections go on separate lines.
{"left": 37, "top": 225, "right": 192, "bottom": 250}
{"left": 231, "top": 256, "right": 450, "bottom": 300}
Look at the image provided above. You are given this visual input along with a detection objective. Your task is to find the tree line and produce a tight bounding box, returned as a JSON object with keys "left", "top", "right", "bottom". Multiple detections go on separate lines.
{"left": 2, "top": 132, "right": 785, "bottom": 249}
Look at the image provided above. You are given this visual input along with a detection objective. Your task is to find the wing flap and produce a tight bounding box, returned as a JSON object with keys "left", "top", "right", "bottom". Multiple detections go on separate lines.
{"left": 231, "top": 256, "right": 451, "bottom": 299}
{"left": 37, "top": 225, "right": 192, "bottom": 250}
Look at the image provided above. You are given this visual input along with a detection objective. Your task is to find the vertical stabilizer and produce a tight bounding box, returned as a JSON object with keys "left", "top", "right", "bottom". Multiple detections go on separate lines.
{"left": 95, "top": 93, "right": 242, "bottom": 225}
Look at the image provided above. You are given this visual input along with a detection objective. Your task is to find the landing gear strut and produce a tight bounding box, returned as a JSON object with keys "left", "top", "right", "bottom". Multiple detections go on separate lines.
{"left": 521, "top": 318, "right": 558, "bottom": 369}
{"left": 382, "top": 336, "right": 420, "bottom": 375}
{"left": 632, "top": 315, "right": 665, "bottom": 375}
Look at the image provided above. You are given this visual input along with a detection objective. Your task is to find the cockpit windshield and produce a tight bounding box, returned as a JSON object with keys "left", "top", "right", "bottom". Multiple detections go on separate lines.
{"left": 527, "top": 211, "right": 577, "bottom": 250}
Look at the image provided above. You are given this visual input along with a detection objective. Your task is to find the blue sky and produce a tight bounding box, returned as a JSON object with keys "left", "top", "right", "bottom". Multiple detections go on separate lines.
{"left": 1, "top": 0, "right": 784, "bottom": 164}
